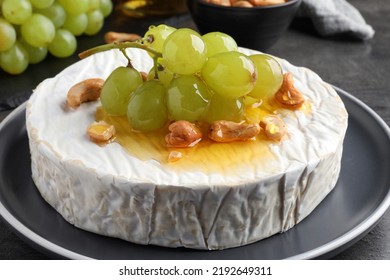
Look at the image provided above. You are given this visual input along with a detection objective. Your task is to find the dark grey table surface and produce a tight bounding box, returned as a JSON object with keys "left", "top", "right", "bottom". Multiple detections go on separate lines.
{"left": 0, "top": 0, "right": 389, "bottom": 259}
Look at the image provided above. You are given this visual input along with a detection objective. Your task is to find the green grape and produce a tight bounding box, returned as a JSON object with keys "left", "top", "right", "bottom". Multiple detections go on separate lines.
{"left": 48, "top": 29, "right": 77, "bottom": 58}
{"left": 162, "top": 28, "right": 207, "bottom": 75}
{"left": 201, "top": 51, "right": 257, "bottom": 99}
{"left": 1, "top": 0, "right": 32, "bottom": 25}
{"left": 89, "top": 0, "right": 100, "bottom": 11}
{"left": 99, "top": 0, "right": 113, "bottom": 17}
{"left": 63, "top": 13, "right": 88, "bottom": 36}
{"left": 202, "top": 32, "right": 238, "bottom": 57}
{"left": 247, "top": 54, "right": 283, "bottom": 100}
{"left": 58, "top": 0, "right": 90, "bottom": 15}
{"left": 20, "top": 38, "right": 48, "bottom": 64}
{"left": 0, "top": 41, "right": 29, "bottom": 74}
{"left": 0, "top": 18, "right": 16, "bottom": 52}
{"left": 166, "top": 75, "right": 211, "bottom": 122}
{"left": 143, "top": 24, "right": 176, "bottom": 53}
{"left": 204, "top": 93, "right": 244, "bottom": 123}
{"left": 84, "top": 9, "right": 104, "bottom": 36}
{"left": 37, "top": 2, "right": 66, "bottom": 29}
{"left": 101, "top": 66, "right": 143, "bottom": 116}
{"left": 30, "top": 0, "right": 54, "bottom": 9}
{"left": 127, "top": 80, "right": 168, "bottom": 132}
{"left": 147, "top": 63, "right": 174, "bottom": 88}
{"left": 21, "top": 14, "right": 55, "bottom": 47}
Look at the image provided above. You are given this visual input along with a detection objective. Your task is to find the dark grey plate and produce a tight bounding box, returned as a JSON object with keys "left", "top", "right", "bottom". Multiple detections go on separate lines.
{"left": 0, "top": 87, "right": 390, "bottom": 260}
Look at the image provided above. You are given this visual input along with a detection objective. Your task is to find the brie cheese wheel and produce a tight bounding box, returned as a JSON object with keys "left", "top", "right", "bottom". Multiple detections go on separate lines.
{"left": 26, "top": 48, "right": 348, "bottom": 250}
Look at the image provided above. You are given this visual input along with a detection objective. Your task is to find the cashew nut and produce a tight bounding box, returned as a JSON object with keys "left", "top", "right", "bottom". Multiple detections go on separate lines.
{"left": 87, "top": 121, "right": 116, "bottom": 143}
{"left": 233, "top": 1, "right": 254, "bottom": 7}
{"left": 260, "top": 115, "right": 287, "bottom": 141}
{"left": 104, "top": 32, "right": 141, "bottom": 44}
{"left": 208, "top": 0, "right": 231, "bottom": 6}
{"left": 66, "top": 78, "right": 104, "bottom": 109}
{"left": 209, "top": 120, "right": 260, "bottom": 143}
{"left": 165, "top": 120, "right": 203, "bottom": 148}
{"left": 249, "top": 0, "right": 286, "bottom": 6}
{"left": 205, "top": 0, "right": 285, "bottom": 6}
{"left": 274, "top": 73, "right": 305, "bottom": 110}
{"left": 168, "top": 151, "right": 183, "bottom": 163}
{"left": 140, "top": 71, "right": 148, "bottom": 81}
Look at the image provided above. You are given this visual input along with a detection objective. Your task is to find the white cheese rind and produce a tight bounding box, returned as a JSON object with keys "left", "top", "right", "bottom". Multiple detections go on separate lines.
{"left": 26, "top": 48, "right": 348, "bottom": 250}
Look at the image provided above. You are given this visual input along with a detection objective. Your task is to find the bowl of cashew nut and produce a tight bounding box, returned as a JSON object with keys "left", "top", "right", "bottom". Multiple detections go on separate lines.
{"left": 187, "top": 0, "right": 302, "bottom": 51}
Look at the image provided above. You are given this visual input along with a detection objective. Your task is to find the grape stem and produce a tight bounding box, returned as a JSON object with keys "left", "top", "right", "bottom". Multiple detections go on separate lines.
{"left": 78, "top": 41, "right": 162, "bottom": 60}
{"left": 152, "top": 57, "right": 159, "bottom": 79}
{"left": 120, "top": 48, "right": 133, "bottom": 68}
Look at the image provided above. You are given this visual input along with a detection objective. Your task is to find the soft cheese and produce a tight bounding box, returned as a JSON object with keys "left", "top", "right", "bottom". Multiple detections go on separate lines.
{"left": 26, "top": 48, "right": 348, "bottom": 250}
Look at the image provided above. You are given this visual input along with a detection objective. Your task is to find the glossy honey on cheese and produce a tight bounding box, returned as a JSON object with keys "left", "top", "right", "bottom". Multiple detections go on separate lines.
{"left": 95, "top": 106, "right": 276, "bottom": 173}
{"left": 94, "top": 95, "right": 312, "bottom": 174}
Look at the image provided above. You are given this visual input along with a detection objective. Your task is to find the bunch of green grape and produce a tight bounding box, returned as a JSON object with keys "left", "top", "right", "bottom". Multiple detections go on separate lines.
{"left": 98, "top": 25, "right": 284, "bottom": 132}
{"left": 0, "top": 0, "right": 113, "bottom": 75}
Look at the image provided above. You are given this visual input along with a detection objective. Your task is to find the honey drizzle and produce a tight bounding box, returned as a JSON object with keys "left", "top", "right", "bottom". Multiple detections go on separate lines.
{"left": 94, "top": 98, "right": 312, "bottom": 174}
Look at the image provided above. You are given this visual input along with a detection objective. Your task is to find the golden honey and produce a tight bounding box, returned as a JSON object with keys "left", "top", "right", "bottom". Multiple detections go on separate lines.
{"left": 94, "top": 96, "right": 311, "bottom": 174}
{"left": 95, "top": 107, "right": 274, "bottom": 173}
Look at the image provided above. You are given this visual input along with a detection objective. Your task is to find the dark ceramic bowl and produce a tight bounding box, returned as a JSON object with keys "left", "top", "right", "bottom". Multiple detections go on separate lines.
{"left": 187, "top": 0, "right": 301, "bottom": 51}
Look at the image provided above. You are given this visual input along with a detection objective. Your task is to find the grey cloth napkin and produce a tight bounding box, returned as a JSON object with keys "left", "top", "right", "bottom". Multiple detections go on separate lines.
{"left": 300, "top": 0, "right": 375, "bottom": 40}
